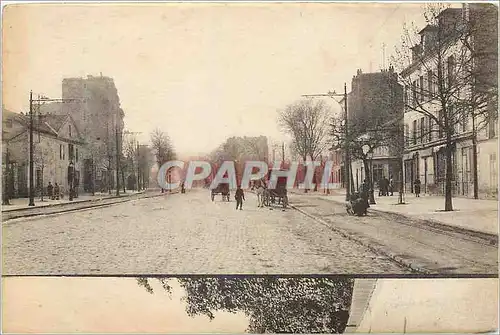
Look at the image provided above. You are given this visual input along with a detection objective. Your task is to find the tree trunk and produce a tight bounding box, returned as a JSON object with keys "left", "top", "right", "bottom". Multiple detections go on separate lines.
{"left": 362, "top": 159, "right": 376, "bottom": 204}
{"left": 444, "top": 140, "right": 454, "bottom": 211}
{"left": 91, "top": 158, "right": 95, "bottom": 196}
{"left": 303, "top": 156, "right": 309, "bottom": 193}
{"left": 108, "top": 168, "right": 112, "bottom": 195}
{"left": 40, "top": 167, "right": 44, "bottom": 201}
{"left": 398, "top": 156, "right": 404, "bottom": 204}
{"left": 121, "top": 167, "right": 126, "bottom": 193}
{"left": 313, "top": 171, "right": 318, "bottom": 192}
{"left": 3, "top": 149, "right": 11, "bottom": 205}
{"left": 472, "top": 126, "right": 479, "bottom": 199}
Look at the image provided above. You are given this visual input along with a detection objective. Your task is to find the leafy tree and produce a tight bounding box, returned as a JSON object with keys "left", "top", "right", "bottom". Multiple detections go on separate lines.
{"left": 136, "top": 277, "right": 353, "bottom": 334}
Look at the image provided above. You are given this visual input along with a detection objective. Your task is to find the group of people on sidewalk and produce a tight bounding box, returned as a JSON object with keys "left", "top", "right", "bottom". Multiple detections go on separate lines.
{"left": 377, "top": 176, "right": 422, "bottom": 198}
{"left": 45, "top": 181, "right": 79, "bottom": 200}
{"left": 377, "top": 176, "right": 394, "bottom": 196}
{"left": 46, "top": 182, "right": 62, "bottom": 200}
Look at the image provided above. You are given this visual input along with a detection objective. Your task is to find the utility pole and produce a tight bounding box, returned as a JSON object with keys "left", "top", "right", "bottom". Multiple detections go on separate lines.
{"left": 472, "top": 111, "right": 479, "bottom": 199}
{"left": 28, "top": 91, "right": 35, "bottom": 206}
{"left": 344, "top": 83, "right": 351, "bottom": 201}
{"left": 27, "top": 93, "right": 83, "bottom": 205}
{"left": 115, "top": 124, "right": 120, "bottom": 196}
{"left": 302, "top": 82, "right": 351, "bottom": 201}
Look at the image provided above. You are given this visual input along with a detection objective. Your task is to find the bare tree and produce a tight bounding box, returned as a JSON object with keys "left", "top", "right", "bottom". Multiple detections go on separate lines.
{"left": 279, "top": 99, "right": 330, "bottom": 162}
{"left": 392, "top": 3, "right": 497, "bottom": 210}
{"left": 150, "top": 128, "right": 176, "bottom": 192}
{"left": 278, "top": 99, "right": 330, "bottom": 191}
{"left": 242, "top": 136, "right": 268, "bottom": 162}
{"left": 331, "top": 112, "right": 403, "bottom": 203}
{"left": 122, "top": 134, "right": 138, "bottom": 190}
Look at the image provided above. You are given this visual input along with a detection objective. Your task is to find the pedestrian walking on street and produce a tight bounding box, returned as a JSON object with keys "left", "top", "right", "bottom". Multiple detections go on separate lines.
{"left": 47, "top": 182, "right": 54, "bottom": 200}
{"left": 54, "top": 183, "right": 60, "bottom": 200}
{"left": 235, "top": 185, "right": 245, "bottom": 210}
{"left": 414, "top": 178, "right": 421, "bottom": 197}
{"left": 378, "top": 177, "right": 387, "bottom": 196}
{"left": 389, "top": 176, "right": 394, "bottom": 196}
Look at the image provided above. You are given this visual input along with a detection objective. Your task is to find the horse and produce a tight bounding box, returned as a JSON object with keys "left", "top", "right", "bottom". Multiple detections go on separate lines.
{"left": 252, "top": 179, "right": 267, "bottom": 207}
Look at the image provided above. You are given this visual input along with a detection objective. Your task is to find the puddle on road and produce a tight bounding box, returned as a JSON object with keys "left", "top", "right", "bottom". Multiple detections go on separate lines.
{"left": 2, "top": 277, "right": 353, "bottom": 333}
{"left": 2, "top": 277, "right": 497, "bottom": 333}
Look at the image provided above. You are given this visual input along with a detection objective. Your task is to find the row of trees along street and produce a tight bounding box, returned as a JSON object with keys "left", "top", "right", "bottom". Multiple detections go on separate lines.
{"left": 278, "top": 3, "right": 497, "bottom": 211}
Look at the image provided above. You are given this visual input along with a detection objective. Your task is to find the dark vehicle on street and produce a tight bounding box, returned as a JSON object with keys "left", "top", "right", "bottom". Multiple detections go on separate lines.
{"left": 346, "top": 192, "right": 368, "bottom": 216}
{"left": 211, "top": 183, "right": 230, "bottom": 202}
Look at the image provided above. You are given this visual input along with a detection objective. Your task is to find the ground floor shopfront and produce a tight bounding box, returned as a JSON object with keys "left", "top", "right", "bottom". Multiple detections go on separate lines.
{"left": 350, "top": 158, "right": 401, "bottom": 193}
{"left": 403, "top": 138, "right": 497, "bottom": 199}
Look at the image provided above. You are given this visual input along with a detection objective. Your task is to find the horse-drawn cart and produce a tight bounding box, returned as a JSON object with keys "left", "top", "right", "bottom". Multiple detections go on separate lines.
{"left": 259, "top": 169, "right": 289, "bottom": 209}
{"left": 211, "top": 183, "right": 230, "bottom": 202}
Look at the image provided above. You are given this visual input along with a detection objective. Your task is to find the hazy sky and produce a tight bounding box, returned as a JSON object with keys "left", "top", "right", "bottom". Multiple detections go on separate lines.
{"left": 3, "top": 2, "right": 432, "bottom": 155}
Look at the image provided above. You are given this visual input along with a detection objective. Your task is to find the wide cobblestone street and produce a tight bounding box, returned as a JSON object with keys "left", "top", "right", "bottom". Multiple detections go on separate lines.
{"left": 3, "top": 190, "right": 410, "bottom": 275}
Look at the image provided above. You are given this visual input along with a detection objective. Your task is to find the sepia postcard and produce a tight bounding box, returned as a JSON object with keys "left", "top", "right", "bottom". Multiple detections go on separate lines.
{"left": 1, "top": 1, "right": 499, "bottom": 333}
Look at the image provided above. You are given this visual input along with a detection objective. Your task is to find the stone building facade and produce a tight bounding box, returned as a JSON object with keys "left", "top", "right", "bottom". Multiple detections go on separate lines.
{"left": 401, "top": 4, "right": 498, "bottom": 199}
{"left": 335, "top": 68, "right": 404, "bottom": 192}
{"left": 43, "top": 74, "right": 126, "bottom": 193}
{"left": 2, "top": 109, "right": 85, "bottom": 198}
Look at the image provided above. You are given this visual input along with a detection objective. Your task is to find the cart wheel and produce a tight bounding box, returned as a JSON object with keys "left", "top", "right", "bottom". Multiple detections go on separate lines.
{"left": 283, "top": 195, "right": 288, "bottom": 208}
{"left": 211, "top": 193, "right": 215, "bottom": 201}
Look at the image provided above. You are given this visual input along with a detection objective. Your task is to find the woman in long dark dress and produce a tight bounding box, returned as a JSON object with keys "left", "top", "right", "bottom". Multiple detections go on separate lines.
{"left": 414, "top": 178, "right": 421, "bottom": 197}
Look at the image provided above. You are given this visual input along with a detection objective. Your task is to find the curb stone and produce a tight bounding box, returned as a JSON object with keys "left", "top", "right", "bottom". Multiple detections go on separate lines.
{"left": 289, "top": 203, "right": 429, "bottom": 275}
{"left": 1, "top": 191, "right": 146, "bottom": 213}
{"left": 2, "top": 190, "right": 179, "bottom": 222}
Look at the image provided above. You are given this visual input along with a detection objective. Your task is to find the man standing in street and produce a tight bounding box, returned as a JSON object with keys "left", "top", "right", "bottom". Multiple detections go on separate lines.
{"left": 235, "top": 185, "right": 245, "bottom": 210}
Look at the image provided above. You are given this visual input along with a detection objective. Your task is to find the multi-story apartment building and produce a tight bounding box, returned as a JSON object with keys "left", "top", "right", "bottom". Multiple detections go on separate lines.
{"left": 401, "top": 4, "right": 498, "bottom": 199}
{"left": 336, "top": 68, "right": 404, "bottom": 192}
{"left": 41, "top": 74, "right": 126, "bottom": 192}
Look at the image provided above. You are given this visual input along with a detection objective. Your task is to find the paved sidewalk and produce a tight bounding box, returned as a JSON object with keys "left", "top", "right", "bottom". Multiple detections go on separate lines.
{"left": 289, "top": 189, "right": 498, "bottom": 236}
{"left": 1, "top": 190, "right": 144, "bottom": 212}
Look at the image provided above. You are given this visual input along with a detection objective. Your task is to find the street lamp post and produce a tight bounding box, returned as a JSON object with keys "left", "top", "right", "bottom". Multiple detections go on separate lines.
{"left": 302, "top": 82, "right": 350, "bottom": 201}
{"left": 115, "top": 124, "right": 120, "bottom": 196}
{"left": 28, "top": 91, "right": 35, "bottom": 206}
{"left": 362, "top": 144, "right": 376, "bottom": 205}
